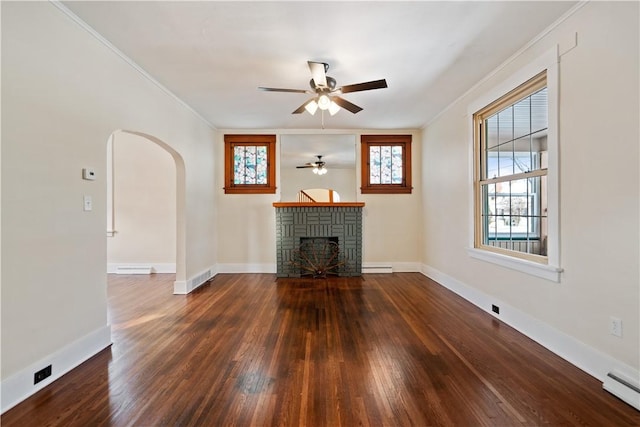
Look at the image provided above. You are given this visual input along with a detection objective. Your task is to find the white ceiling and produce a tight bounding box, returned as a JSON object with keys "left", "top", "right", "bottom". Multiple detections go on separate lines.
{"left": 62, "top": 1, "right": 576, "bottom": 130}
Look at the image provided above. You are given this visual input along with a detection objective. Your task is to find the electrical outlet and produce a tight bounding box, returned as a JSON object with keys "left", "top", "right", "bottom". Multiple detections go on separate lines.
{"left": 34, "top": 365, "right": 52, "bottom": 384}
{"left": 610, "top": 316, "right": 622, "bottom": 337}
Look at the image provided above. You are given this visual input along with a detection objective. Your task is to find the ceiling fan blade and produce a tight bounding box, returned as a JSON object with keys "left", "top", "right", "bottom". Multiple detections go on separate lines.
{"left": 308, "top": 61, "right": 327, "bottom": 88}
{"left": 339, "top": 79, "right": 388, "bottom": 94}
{"left": 296, "top": 164, "right": 314, "bottom": 168}
{"left": 259, "top": 87, "right": 309, "bottom": 93}
{"left": 332, "top": 96, "right": 363, "bottom": 114}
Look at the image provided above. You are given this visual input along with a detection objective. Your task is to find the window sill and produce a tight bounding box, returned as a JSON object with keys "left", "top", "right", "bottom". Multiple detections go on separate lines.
{"left": 467, "top": 247, "right": 562, "bottom": 282}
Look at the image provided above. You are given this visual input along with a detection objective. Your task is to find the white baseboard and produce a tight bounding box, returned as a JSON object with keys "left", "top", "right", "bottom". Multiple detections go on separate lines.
{"left": 421, "top": 264, "right": 640, "bottom": 399}
{"left": 1, "top": 325, "right": 112, "bottom": 414}
{"left": 173, "top": 264, "right": 217, "bottom": 294}
{"left": 107, "top": 263, "right": 176, "bottom": 274}
{"left": 216, "top": 263, "right": 277, "bottom": 274}
{"left": 212, "top": 262, "right": 419, "bottom": 275}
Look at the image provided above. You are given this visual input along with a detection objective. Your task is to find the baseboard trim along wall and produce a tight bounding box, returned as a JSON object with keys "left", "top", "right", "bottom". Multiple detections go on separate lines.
{"left": 421, "top": 264, "right": 640, "bottom": 410}
{"left": 216, "top": 263, "right": 277, "bottom": 274}
{"left": 213, "top": 262, "right": 421, "bottom": 275}
{"left": 107, "top": 263, "right": 176, "bottom": 274}
{"left": 1, "top": 325, "right": 112, "bottom": 414}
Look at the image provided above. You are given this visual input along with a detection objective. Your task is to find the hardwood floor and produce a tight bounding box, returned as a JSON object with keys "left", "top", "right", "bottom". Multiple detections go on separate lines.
{"left": 3, "top": 273, "right": 639, "bottom": 426}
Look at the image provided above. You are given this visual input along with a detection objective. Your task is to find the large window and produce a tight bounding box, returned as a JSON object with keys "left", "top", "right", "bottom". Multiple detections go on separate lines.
{"left": 474, "top": 72, "right": 548, "bottom": 263}
{"left": 224, "top": 134, "right": 276, "bottom": 194}
{"left": 361, "top": 135, "right": 412, "bottom": 194}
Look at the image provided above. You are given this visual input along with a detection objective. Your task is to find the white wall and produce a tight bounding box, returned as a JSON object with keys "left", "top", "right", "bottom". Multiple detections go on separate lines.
{"left": 107, "top": 132, "right": 176, "bottom": 271}
{"left": 1, "top": 2, "right": 216, "bottom": 410}
{"left": 422, "top": 1, "right": 639, "bottom": 375}
{"left": 216, "top": 130, "right": 423, "bottom": 272}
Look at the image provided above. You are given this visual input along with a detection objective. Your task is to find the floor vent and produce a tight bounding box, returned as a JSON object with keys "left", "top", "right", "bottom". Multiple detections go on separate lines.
{"left": 190, "top": 269, "right": 212, "bottom": 288}
{"left": 116, "top": 265, "right": 153, "bottom": 275}
{"left": 603, "top": 370, "right": 640, "bottom": 410}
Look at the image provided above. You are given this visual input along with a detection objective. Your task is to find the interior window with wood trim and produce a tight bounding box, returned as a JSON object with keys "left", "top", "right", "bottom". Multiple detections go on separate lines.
{"left": 474, "top": 71, "right": 548, "bottom": 263}
{"left": 224, "top": 134, "right": 276, "bottom": 194}
{"left": 361, "top": 135, "right": 412, "bottom": 194}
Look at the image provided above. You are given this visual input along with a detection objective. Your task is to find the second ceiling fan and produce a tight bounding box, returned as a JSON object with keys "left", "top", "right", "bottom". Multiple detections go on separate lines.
{"left": 259, "top": 61, "right": 387, "bottom": 115}
{"left": 297, "top": 155, "right": 327, "bottom": 175}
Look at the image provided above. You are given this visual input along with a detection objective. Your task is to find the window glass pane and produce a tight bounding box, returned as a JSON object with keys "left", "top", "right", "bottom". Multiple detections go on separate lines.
{"left": 391, "top": 146, "right": 403, "bottom": 184}
{"left": 529, "top": 134, "right": 547, "bottom": 172}
{"left": 370, "top": 145, "right": 403, "bottom": 184}
{"left": 234, "top": 145, "right": 268, "bottom": 185}
{"left": 245, "top": 146, "right": 257, "bottom": 183}
{"left": 509, "top": 178, "right": 528, "bottom": 236}
{"left": 380, "top": 146, "right": 392, "bottom": 183}
{"left": 513, "top": 150, "right": 532, "bottom": 174}
{"left": 233, "top": 146, "right": 246, "bottom": 184}
{"left": 486, "top": 115, "right": 499, "bottom": 149}
{"left": 256, "top": 146, "right": 267, "bottom": 184}
{"left": 497, "top": 140, "right": 515, "bottom": 177}
{"left": 531, "top": 88, "right": 548, "bottom": 133}
{"left": 497, "top": 106, "right": 513, "bottom": 145}
{"left": 481, "top": 176, "right": 548, "bottom": 256}
{"left": 486, "top": 146, "right": 499, "bottom": 179}
{"left": 483, "top": 183, "right": 497, "bottom": 241}
{"left": 513, "top": 96, "right": 531, "bottom": 140}
{"left": 369, "top": 146, "right": 381, "bottom": 184}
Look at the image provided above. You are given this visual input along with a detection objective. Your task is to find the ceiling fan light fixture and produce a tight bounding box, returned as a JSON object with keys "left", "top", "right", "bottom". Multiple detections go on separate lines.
{"left": 328, "top": 100, "right": 341, "bottom": 116}
{"left": 313, "top": 165, "right": 327, "bottom": 175}
{"left": 317, "top": 94, "right": 331, "bottom": 110}
{"left": 304, "top": 100, "right": 318, "bottom": 115}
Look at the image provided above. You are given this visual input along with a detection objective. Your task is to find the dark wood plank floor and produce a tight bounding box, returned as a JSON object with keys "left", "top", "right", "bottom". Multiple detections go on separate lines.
{"left": 3, "top": 273, "right": 639, "bottom": 426}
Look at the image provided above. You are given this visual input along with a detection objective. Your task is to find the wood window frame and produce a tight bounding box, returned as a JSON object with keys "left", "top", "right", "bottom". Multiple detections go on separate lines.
{"left": 360, "top": 134, "right": 412, "bottom": 194}
{"left": 224, "top": 134, "right": 276, "bottom": 194}
{"left": 473, "top": 72, "right": 548, "bottom": 264}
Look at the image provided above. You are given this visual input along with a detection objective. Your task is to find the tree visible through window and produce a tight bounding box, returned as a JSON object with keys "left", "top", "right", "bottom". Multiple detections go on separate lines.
{"left": 224, "top": 134, "right": 276, "bottom": 194}
{"left": 361, "top": 135, "right": 412, "bottom": 194}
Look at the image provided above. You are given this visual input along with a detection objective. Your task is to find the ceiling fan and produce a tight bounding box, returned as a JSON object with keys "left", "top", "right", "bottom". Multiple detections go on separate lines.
{"left": 297, "top": 155, "right": 327, "bottom": 175}
{"left": 259, "top": 61, "right": 388, "bottom": 115}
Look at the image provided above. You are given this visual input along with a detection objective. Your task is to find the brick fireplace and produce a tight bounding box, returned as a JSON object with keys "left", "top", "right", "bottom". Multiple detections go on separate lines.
{"left": 273, "top": 203, "right": 364, "bottom": 277}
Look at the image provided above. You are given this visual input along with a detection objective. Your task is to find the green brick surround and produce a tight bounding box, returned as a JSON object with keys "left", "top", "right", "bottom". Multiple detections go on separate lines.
{"left": 274, "top": 205, "right": 363, "bottom": 277}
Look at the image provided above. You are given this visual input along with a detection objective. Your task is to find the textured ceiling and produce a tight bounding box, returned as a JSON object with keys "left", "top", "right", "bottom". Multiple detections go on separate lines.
{"left": 62, "top": 1, "right": 576, "bottom": 130}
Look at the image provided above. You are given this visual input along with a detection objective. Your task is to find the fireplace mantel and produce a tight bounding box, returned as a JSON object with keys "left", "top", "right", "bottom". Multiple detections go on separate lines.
{"left": 272, "top": 202, "right": 365, "bottom": 208}
{"left": 274, "top": 203, "right": 364, "bottom": 277}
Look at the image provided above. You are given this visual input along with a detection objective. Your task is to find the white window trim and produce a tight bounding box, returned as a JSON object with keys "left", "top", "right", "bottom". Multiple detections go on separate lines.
{"left": 467, "top": 46, "right": 562, "bottom": 282}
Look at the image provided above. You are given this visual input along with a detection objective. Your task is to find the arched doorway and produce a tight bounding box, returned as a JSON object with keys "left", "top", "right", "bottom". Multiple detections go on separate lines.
{"left": 106, "top": 130, "right": 186, "bottom": 289}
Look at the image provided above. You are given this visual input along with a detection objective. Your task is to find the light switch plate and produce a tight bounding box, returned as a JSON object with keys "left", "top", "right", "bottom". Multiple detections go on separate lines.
{"left": 83, "top": 195, "right": 92, "bottom": 211}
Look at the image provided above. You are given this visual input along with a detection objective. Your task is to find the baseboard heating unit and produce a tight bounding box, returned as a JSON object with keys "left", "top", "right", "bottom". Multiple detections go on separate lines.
{"left": 362, "top": 264, "right": 393, "bottom": 274}
{"left": 115, "top": 266, "right": 152, "bottom": 275}
{"left": 603, "top": 370, "right": 640, "bottom": 411}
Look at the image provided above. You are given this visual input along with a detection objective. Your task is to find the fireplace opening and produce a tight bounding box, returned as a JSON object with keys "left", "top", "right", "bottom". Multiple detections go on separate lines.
{"left": 291, "top": 237, "right": 346, "bottom": 277}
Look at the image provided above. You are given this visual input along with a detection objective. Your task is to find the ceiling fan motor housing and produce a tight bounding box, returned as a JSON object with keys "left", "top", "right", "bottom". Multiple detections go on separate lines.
{"left": 310, "top": 76, "right": 337, "bottom": 91}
